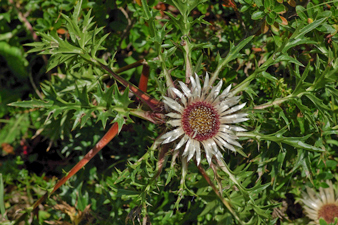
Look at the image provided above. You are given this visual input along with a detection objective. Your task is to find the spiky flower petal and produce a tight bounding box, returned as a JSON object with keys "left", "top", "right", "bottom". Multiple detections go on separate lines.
{"left": 161, "top": 73, "right": 248, "bottom": 165}
{"left": 301, "top": 180, "right": 338, "bottom": 224}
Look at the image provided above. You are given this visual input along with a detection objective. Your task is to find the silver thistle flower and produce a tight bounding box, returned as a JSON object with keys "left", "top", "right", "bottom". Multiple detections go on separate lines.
{"left": 301, "top": 180, "right": 338, "bottom": 224}
{"left": 160, "top": 73, "right": 248, "bottom": 165}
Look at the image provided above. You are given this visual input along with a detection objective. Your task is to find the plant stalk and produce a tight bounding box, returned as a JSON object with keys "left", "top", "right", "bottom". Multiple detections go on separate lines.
{"left": 14, "top": 122, "right": 120, "bottom": 225}
{"left": 99, "top": 62, "right": 162, "bottom": 112}
{"left": 196, "top": 163, "right": 243, "bottom": 224}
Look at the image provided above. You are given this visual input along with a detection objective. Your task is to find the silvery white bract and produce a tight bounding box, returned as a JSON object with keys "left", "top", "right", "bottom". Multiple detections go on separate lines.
{"left": 301, "top": 180, "right": 338, "bottom": 224}
{"left": 161, "top": 72, "right": 248, "bottom": 165}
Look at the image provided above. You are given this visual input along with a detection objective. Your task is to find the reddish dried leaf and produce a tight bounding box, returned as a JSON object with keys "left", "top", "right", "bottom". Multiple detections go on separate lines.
{"left": 16, "top": 122, "right": 120, "bottom": 225}
{"left": 280, "top": 16, "right": 288, "bottom": 26}
{"left": 51, "top": 122, "right": 119, "bottom": 195}
{"left": 57, "top": 28, "right": 67, "bottom": 34}
{"left": 1, "top": 143, "right": 14, "bottom": 155}
{"left": 223, "top": 0, "right": 237, "bottom": 10}
{"left": 100, "top": 63, "right": 162, "bottom": 111}
{"left": 287, "top": 0, "right": 296, "bottom": 7}
{"left": 252, "top": 47, "right": 263, "bottom": 52}
{"left": 50, "top": 200, "right": 92, "bottom": 225}
{"left": 261, "top": 21, "right": 269, "bottom": 34}
{"left": 138, "top": 64, "right": 150, "bottom": 92}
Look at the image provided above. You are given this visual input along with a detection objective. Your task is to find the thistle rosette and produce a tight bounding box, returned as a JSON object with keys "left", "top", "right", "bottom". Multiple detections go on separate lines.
{"left": 301, "top": 180, "right": 338, "bottom": 224}
{"left": 160, "top": 73, "right": 248, "bottom": 165}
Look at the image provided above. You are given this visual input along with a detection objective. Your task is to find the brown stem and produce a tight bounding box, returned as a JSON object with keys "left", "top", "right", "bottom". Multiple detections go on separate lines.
{"left": 51, "top": 122, "right": 119, "bottom": 194}
{"left": 210, "top": 162, "right": 223, "bottom": 195}
{"left": 138, "top": 63, "right": 150, "bottom": 93}
{"left": 114, "top": 59, "right": 147, "bottom": 74}
{"left": 196, "top": 163, "right": 241, "bottom": 223}
{"left": 150, "top": 144, "right": 169, "bottom": 182}
{"left": 100, "top": 63, "right": 162, "bottom": 112}
{"left": 130, "top": 110, "right": 165, "bottom": 124}
{"left": 106, "top": 59, "right": 147, "bottom": 88}
{"left": 14, "top": 123, "right": 120, "bottom": 225}
{"left": 196, "top": 164, "right": 223, "bottom": 200}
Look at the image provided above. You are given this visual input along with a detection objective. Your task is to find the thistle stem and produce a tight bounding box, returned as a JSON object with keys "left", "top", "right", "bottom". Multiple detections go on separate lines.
{"left": 114, "top": 59, "right": 147, "bottom": 74}
{"left": 99, "top": 63, "right": 162, "bottom": 112}
{"left": 51, "top": 122, "right": 119, "bottom": 195}
{"left": 182, "top": 36, "right": 193, "bottom": 84}
{"left": 14, "top": 123, "right": 120, "bottom": 225}
{"left": 130, "top": 109, "right": 165, "bottom": 124}
{"left": 150, "top": 144, "right": 169, "bottom": 183}
{"left": 196, "top": 163, "right": 243, "bottom": 224}
{"left": 254, "top": 95, "right": 293, "bottom": 109}
{"left": 158, "top": 54, "right": 176, "bottom": 98}
{"left": 138, "top": 63, "right": 150, "bottom": 92}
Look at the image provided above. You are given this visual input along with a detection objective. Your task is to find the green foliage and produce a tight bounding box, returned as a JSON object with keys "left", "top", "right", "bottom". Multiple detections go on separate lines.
{"left": 251, "top": 0, "right": 286, "bottom": 25}
{"left": 25, "top": 5, "right": 109, "bottom": 71}
{"left": 10, "top": 82, "right": 132, "bottom": 132}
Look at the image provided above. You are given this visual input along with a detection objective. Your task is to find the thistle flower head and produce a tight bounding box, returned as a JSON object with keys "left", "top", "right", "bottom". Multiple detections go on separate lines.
{"left": 301, "top": 180, "right": 338, "bottom": 224}
{"left": 160, "top": 73, "right": 248, "bottom": 165}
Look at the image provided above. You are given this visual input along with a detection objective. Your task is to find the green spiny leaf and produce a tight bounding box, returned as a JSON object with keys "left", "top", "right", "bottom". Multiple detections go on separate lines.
{"left": 61, "top": 13, "right": 82, "bottom": 43}
{"left": 293, "top": 62, "right": 311, "bottom": 96}
{"left": 73, "top": 85, "right": 90, "bottom": 107}
{"left": 113, "top": 85, "right": 133, "bottom": 109}
{"left": 288, "top": 150, "right": 314, "bottom": 183}
{"left": 9, "top": 99, "right": 52, "bottom": 108}
{"left": 96, "top": 109, "right": 116, "bottom": 129}
{"left": 72, "top": 0, "right": 83, "bottom": 26}
{"left": 292, "top": 18, "right": 326, "bottom": 40}
{"left": 303, "top": 92, "right": 331, "bottom": 119}
{"left": 72, "top": 109, "right": 89, "bottom": 130}
{"left": 82, "top": 9, "right": 95, "bottom": 33}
